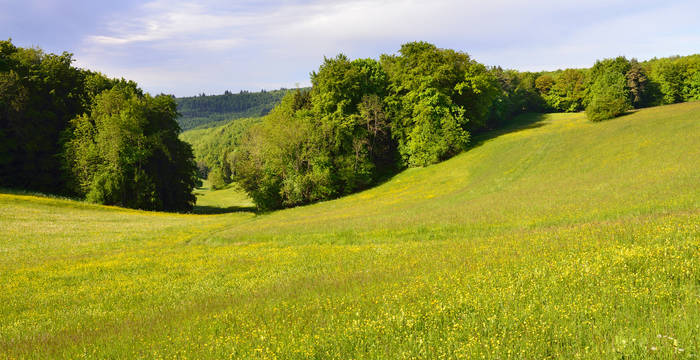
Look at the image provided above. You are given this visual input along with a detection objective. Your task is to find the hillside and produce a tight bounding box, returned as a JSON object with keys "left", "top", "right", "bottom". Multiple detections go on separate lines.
{"left": 179, "top": 117, "right": 262, "bottom": 171}
{"left": 175, "top": 89, "right": 292, "bottom": 131}
{"left": 1, "top": 103, "right": 699, "bottom": 358}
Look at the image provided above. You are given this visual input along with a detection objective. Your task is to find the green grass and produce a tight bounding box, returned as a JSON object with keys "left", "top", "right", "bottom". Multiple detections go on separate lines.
{"left": 1, "top": 103, "right": 699, "bottom": 358}
{"left": 193, "top": 180, "right": 255, "bottom": 214}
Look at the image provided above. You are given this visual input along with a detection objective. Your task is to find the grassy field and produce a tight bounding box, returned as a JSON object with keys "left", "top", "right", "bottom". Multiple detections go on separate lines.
{"left": 1, "top": 102, "right": 699, "bottom": 358}
{"left": 193, "top": 180, "right": 255, "bottom": 214}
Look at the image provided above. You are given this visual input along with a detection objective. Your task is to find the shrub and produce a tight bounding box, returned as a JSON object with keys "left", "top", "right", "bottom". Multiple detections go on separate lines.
{"left": 585, "top": 71, "right": 630, "bottom": 122}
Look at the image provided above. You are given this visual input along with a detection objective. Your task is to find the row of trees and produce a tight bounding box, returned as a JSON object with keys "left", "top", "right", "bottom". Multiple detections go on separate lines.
{"left": 200, "top": 42, "right": 699, "bottom": 210}
{"left": 530, "top": 55, "right": 700, "bottom": 120}
{"left": 0, "top": 40, "right": 198, "bottom": 212}
{"left": 226, "top": 43, "right": 504, "bottom": 209}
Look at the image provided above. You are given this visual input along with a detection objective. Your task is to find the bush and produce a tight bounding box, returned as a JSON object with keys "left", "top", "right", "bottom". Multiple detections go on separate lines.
{"left": 207, "top": 167, "right": 227, "bottom": 190}
{"left": 585, "top": 71, "right": 630, "bottom": 122}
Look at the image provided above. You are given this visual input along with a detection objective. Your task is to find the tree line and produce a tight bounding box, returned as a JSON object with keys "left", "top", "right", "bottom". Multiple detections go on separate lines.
{"left": 3, "top": 38, "right": 698, "bottom": 212}
{"left": 200, "top": 42, "right": 699, "bottom": 210}
{"left": 0, "top": 40, "right": 197, "bottom": 212}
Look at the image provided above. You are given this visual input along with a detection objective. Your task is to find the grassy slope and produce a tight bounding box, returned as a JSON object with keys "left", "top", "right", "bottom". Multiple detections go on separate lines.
{"left": 193, "top": 180, "right": 254, "bottom": 213}
{"left": 1, "top": 103, "right": 699, "bottom": 358}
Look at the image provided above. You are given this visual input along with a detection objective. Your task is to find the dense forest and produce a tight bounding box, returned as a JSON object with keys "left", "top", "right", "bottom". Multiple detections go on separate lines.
{"left": 0, "top": 40, "right": 198, "bottom": 212}
{"left": 196, "top": 42, "right": 700, "bottom": 210}
{"left": 175, "top": 89, "right": 292, "bottom": 131}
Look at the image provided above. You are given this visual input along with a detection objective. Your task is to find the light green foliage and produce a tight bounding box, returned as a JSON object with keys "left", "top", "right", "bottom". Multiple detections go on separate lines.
{"left": 585, "top": 71, "right": 631, "bottom": 121}
{"left": 584, "top": 58, "right": 633, "bottom": 122}
{"left": 232, "top": 92, "right": 332, "bottom": 210}
{"left": 650, "top": 58, "right": 685, "bottom": 104}
{"left": 232, "top": 57, "right": 391, "bottom": 210}
{"left": 207, "top": 167, "right": 227, "bottom": 190}
{"left": 2, "top": 103, "right": 699, "bottom": 358}
{"left": 548, "top": 69, "right": 587, "bottom": 112}
{"left": 680, "top": 55, "right": 700, "bottom": 101}
{"left": 64, "top": 84, "right": 198, "bottom": 211}
{"left": 179, "top": 116, "right": 261, "bottom": 181}
{"left": 382, "top": 42, "right": 497, "bottom": 166}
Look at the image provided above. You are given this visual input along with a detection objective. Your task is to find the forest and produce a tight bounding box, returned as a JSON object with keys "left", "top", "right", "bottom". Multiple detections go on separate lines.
{"left": 196, "top": 42, "right": 700, "bottom": 210}
{"left": 175, "top": 89, "right": 291, "bottom": 131}
{"left": 2, "top": 39, "right": 700, "bottom": 212}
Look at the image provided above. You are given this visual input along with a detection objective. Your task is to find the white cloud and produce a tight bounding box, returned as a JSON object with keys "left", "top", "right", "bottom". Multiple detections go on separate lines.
{"left": 74, "top": 0, "right": 700, "bottom": 96}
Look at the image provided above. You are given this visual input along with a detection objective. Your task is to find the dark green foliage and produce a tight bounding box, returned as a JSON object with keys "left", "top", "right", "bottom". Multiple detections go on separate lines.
{"left": 0, "top": 40, "right": 198, "bottom": 212}
{"left": 0, "top": 40, "right": 89, "bottom": 194}
{"left": 585, "top": 71, "right": 630, "bottom": 121}
{"left": 175, "top": 89, "right": 292, "bottom": 131}
{"left": 64, "top": 85, "right": 198, "bottom": 211}
{"left": 626, "top": 59, "right": 649, "bottom": 108}
{"left": 485, "top": 68, "right": 543, "bottom": 129}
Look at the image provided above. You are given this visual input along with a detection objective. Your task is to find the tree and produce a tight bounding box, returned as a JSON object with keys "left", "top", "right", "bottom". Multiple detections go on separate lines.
{"left": 683, "top": 71, "right": 700, "bottom": 101}
{"left": 585, "top": 71, "right": 630, "bottom": 121}
{"left": 535, "top": 74, "right": 554, "bottom": 95}
{"left": 381, "top": 42, "right": 496, "bottom": 166}
{"left": 650, "top": 58, "right": 684, "bottom": 104}
{"left": 0, "top": 40, "right": 88, "bottom": 194}
{"left": 625, "top": 59, "right": 649, "bottom": 108}
{"left": 550, "top": 69, "right": 587, "bottom": 112}
{"left": 64, "top": 84, "right": 197, "bottom": 211}
{"left": 231, "top": 56, "right": 389, "bottom": 210}
{"left": 207, "top": 167, "right": 226, "bottom": 190}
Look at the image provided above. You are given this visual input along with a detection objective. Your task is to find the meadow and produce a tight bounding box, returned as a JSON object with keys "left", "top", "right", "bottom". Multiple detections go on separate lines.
{"left": 1, "top": 102, "right": 699, "bottom": 358}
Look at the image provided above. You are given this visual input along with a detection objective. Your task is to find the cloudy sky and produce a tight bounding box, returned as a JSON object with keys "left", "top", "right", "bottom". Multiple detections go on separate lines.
{"left": 3, "top": 0, "right": 699, "bottom": 97}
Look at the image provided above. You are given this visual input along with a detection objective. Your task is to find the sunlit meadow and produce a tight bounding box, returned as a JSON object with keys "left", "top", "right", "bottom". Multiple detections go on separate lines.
{"left": 1, "top": 102, "right": 699, "bottom": 358}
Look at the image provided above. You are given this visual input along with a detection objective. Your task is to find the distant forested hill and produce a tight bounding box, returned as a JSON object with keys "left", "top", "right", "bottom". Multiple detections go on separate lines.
{"left": 175, "top": 89, "right": 300, "bottom": 131}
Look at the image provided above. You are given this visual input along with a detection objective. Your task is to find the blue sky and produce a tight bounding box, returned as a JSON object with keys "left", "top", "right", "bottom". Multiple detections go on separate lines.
{"left": 3, "top": 0, "right": 699, "bottom": 97}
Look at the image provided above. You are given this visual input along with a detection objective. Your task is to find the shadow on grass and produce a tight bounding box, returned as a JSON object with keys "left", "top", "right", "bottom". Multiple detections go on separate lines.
{"left": 366, "top": 113, "right": 551, "bottom": 189}
{"left": 192, "top": 205, "right": 257, "bottom": 215}
{"left": 467, "top": 113, "right": 549, "bottom": 151}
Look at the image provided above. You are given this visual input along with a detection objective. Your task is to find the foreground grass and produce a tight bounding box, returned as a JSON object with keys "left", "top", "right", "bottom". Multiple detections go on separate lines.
{"left": 1, "top": 103, "right": 699, "bottom": 358}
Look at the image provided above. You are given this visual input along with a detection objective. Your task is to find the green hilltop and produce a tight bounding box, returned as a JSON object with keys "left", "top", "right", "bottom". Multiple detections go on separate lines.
{"left": 2, "top": 102, "right": 698, "bottom": 358}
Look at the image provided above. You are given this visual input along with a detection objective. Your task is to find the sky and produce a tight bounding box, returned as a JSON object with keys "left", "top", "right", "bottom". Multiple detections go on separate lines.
{"left": 2, "top": 0, "right": 699, "bottom": 97}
